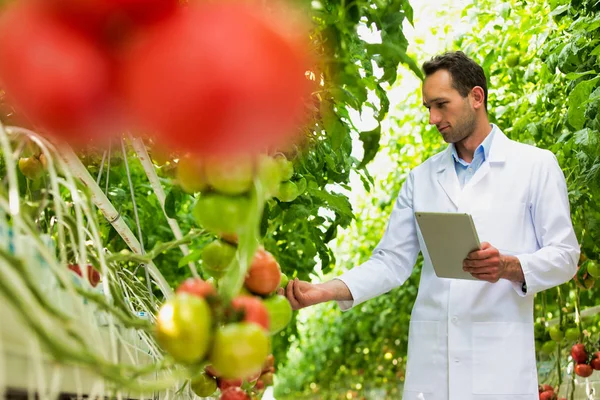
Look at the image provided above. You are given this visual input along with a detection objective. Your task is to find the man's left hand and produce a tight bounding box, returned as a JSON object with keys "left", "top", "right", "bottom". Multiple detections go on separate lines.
{"left": 463, "top": 241, "right": 506, "bottom": 283}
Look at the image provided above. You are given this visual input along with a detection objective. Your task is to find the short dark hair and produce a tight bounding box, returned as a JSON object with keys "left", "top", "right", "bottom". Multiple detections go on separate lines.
{"left": 422, "top": 51, "right": 488, "bottom": 111}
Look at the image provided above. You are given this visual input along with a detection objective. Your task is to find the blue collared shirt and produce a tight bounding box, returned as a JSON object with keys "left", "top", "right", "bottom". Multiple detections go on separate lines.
{"left": 451, "top": 125, "right": 497, "bottom": 188}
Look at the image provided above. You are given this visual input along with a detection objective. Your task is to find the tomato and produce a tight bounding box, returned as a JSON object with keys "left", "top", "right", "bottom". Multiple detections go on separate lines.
{"left": 274, "top": 154, "right": 294, "bottom": 181}
{"left": 176, "top": 156, "right": 207, "bottom": 194}
{"left": 18, "top": 157, "right": 44, "bottom": 180}
{"left": 220, "top": 233, "right": 239, "bottom": 245}
{"left": 0, "top": 3, "right": 114, "bottom": 143}
{"left": 193, "top": 194, "right": 250, "bottom": 235}
{"left": 262, "top": 354, "right": 275, "bottom": 373}
{"left": 155, "top": 293, "right": 212, "bottom": 364}
{"left": 540, "top": 384, "right": 554, "bottom": 393}
{"left": 231, "top": 295, "right": 270, "bottom": 331}
{"left": 43, "top": 0, "right": 178, "bottom": 39}
{"left": 587, "top": 260, "right": 600, "bottom": 279}
{"left": 217, "top": 378, "right": 242, "bottom": 391}
{"left": 256, "top": 155, "right": 283, "bottom": 196}
{"left": 220, "top": 387, "right": 250, "bottom": 400}
{"left": 548, "top": 326, "right": 564, "bottom": 342}
{"left": 591, "top": 352, "right": 600, "bottom": 370}
{"left": 574, "top": 266, "right": 595, "bottom": 289}
{"left": 574, "top": 363, "right": 593, "bottom": 378}
{"left": 259, "top": 371, "right": 273, "bottom": 386}
{"left": 279, "top": 272, "right": 289, "bottom": 289}
{"left": 68, "top": 264, "right": 101, "bottom": 287}
{"left": 539, "top": 390, "right": 556, "bottom": 400}
{"left": 245, "top": 249, "right": 281, "bottom": 295}
{"left": 201, "top": 240, "right": 237, "bottom": 279}
{"left": 276, "top": 181, "right": 299, "bottom": 202}
{"left": 175, "top": 278, "right": 216, "bottom": 298}
{"left": 190, "top": 373, "right": 217, "bottom": 397}
{"left": 262, "top": 295, "right": 292, "bottom": 335}
{"left": 540, "top": 340, "right": 557, "bottom": 355}
{"left": 121, "top": 2, "right": 311, "bottom": 157}
{"left": 565, "top": 327, "right": 580, "bottom": 342}
{"left": 204, "top": 157, "right": 254, "bottom": 195}
{"left": 571, "top": 343, "right": 588, "bottom": 364}
{"left": 209, "top": 322, "right": 270, "bottom": 379}
{"left": 505, "top": 53, "right": 520, "bottom": 68}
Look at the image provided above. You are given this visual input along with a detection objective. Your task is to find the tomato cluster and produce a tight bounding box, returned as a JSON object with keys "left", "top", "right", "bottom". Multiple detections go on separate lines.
{"left": 571, "top": 343, "right": 600, "bottom": 378}
{"left": 537, "top": 384, "right": 565, "bottom": 400}
{"left": 155, "top": 247, "right": 292, "bottom": 399}
{"left": 0, "top": 0, "right": 312, "bottom": 156}
{"left": 574, "top": 258, "right": 599, "bottom": 289}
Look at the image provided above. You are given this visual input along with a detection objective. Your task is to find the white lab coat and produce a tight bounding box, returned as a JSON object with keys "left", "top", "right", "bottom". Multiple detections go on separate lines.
{"left": 337, "top": 128, "right": 579, "bottom": 400}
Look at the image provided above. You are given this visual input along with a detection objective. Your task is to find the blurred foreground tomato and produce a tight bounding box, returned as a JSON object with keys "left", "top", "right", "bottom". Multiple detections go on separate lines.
{"left": 0, "top": 3, "right": 115, "bottom": 143}
{"left": 121, "top": 1, "right": 312, "bottom": 157}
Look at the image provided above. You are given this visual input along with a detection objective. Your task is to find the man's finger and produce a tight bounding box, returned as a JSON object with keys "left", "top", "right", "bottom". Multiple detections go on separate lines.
{"left": 467, "top": 246, "right": 497, "bottom": 260}
{"left": 292, "top": 278, "right": 305, "bottom": 309}
{"left": 465, "top": 266, "right": 497, "bottom": 275}
{"left": 286, "top": 279, "right": 300, "bottom": 310}
{"left": 463, "top": 258, "right": 498, "bottom": 268}
{"left": 276, "top": 288, "right": 284, "bottom": 296}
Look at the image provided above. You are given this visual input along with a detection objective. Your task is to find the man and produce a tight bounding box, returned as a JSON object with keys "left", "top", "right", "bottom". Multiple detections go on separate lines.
{"left": 279, "top": 51, "right": 579, "bottom": 400}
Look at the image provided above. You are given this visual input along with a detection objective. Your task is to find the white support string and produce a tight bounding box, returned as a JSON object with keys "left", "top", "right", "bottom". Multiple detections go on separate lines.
{"left": 129, "top": 135, "right": 200, "bottom": 279}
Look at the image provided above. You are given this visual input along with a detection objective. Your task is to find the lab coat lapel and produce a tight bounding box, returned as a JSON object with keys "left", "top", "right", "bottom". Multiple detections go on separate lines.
{"left": 436, "top": 147, "right": 461, "bottom": 209}
{"left": 466, "top": 129, "right": 509, "bottom": 189}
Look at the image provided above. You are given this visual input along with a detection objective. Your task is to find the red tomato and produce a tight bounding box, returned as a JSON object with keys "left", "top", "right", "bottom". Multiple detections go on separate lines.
{"left": 231, "top": 296, "right": 270, "bottom": 331}
{"left": 42, "top": 0, "right": 178, "bottom": 39}
{"left": 245, "top": 248, "right": 281, "bottom": 295}
{"left": 0, "top": 3, "right": 114, "bottom": 143}
{"left": 68, "top": 264, "right": 101, "bottom": 287}
{"left": 121, "top": 2, "right": 312, "bottom": 157}
{"left": 574, "top": 363, "right": 593, "bottom": 378}
{"left": 571, "top": 343, "right": 588, "bottom": 364}
{"left": 217, "top": 378, "right": 242, "bottom": 391}
{"left": 175, "top": 278, "right": 216, "bottom": 298}
{"left": 220, "top": 387, "right": 250, "bottom": 400}
{"left": 539, "top": 390, "right": 556, "bottom": 400}
{"left": 591, "top": 352, "right": 600, "bottom": 370}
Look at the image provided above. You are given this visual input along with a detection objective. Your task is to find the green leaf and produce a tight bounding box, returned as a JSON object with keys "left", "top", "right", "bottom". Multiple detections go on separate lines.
{"left": 164, "top": 187, "right": 183, "bottom": 219}
{"left": 321, "top": 101, "right": 347, "bottom": 150}
{"left": 307, "top": 187, "right": 354, "bottom": 219}
{"left": 358, "top": 125, "right": 382, "bottom": 168}
{"left": 565, "top": 71, "right": 597, "bottom": 80}
{"left": 567, "top": 76, "right": 600, "bottom": 130}
{"left": 177, "top": 250, "right": 203, "bottom": 268}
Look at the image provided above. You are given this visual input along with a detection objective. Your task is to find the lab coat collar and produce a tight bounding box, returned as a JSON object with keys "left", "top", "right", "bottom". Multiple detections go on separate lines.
{"left": 436, "top": 126, "right": 509, "bottom": 207}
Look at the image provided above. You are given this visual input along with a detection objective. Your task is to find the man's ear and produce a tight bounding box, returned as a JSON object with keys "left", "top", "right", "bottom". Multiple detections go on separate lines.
{"left": 470, "top": 86, "right": 485, "bottom": 110}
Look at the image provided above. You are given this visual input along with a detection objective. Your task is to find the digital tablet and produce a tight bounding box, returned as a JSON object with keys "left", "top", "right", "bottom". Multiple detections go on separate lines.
{"left": 415, "top": 212, "right": 481, "bottom": 281}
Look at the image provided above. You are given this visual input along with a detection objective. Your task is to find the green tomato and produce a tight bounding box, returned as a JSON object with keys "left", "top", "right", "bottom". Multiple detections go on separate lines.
{"left": 201, "top": 240, "right": 236, "bottom": 279}
{"left": 204, "top": 157, "right": 253, "bottom": 195}
{"left": 278, "top": 272, "right": 289, "bottom": 289}
{"left": 587, "top": 260, "right": 600, "bottom": 279}
{"left": 565, "top": 327, "right": 580, "bottom": 342}
{"left": 274, "top": 154, "right": 294, "bottom": 181}
{"left": 505, "top": 53, "right": 520, "bottom": 67}
{"left": 295, "top": 176, "right": 307, "bottom": 195}
{"left": 177, "top": 156, "right": 207, "bottom": 194}
{"left": 155, "top": 294, "right": 213, "bottom": 364}
{"left": 193, "top": 193, "right": 250, "bottom": 235}
{"left": 256, "top": 154, "right": 282, "bottom": 196}
{"left": 540, "top": 340, "right": 557, "bottom": 355}
{"left": 190, "top": 373, "right": 217, "bottom": 397}
{"left": 548, "top": 326, "right": 564, "bottom": 342}
{"left": 209, "top": 322, "right": 270, "bottom": 379}
{"left": 18, "top": 156, "right": 44, "bottom": 180}
{"left": 263, "top": 295, "right": 292, "bottom": 335}
{"left": 275, "top": 181, "right": 298, "bottom": 202}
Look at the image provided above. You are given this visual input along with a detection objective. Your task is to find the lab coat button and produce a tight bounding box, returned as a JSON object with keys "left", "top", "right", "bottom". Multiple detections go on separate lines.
{"left": 454, "top": 358, "right": 460, "bottom": 364}
{"left": 451, "top": 316, "right": 459, "bottom": 324}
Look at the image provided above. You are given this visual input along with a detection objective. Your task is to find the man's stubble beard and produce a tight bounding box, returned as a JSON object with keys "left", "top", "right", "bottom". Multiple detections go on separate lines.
{"left": 442, "top": 102, "right": 477, "bottom": 144}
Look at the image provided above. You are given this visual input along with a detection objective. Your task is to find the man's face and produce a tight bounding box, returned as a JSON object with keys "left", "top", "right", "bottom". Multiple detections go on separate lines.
{"left": 422, "top": 69, "right": 476, "bottom": 144}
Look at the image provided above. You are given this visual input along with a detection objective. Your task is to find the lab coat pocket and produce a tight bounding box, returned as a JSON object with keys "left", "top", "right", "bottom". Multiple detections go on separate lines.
{"left": 404, "top": 321, "right": 442, "bottom": 393}
{"left": 472, "top": 322, "right": 536, "bottom": 395}
{"left": 472, "top": 202, "right": 529, "bottom": 255}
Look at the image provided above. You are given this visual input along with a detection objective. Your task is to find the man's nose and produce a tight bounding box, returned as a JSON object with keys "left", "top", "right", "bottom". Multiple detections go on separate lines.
{"left": 429, "top": 109, "right": 442, "bottom": 125}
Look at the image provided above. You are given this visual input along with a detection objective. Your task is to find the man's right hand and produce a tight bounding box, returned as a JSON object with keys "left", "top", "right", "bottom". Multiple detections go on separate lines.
{"left": 277, "top": 278, "right": 353, "bottom": 310}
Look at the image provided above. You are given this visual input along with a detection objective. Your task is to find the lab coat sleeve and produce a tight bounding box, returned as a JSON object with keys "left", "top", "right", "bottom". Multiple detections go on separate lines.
{"left": 514, "top": 151, "right": 579, "bottom": 296}
{"left": 336, "top": 171, "right": 421, "bottom": 310}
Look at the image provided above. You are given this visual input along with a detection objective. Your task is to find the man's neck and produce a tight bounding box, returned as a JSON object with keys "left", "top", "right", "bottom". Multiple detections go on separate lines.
{"left": 454, "top": 118, "right": 492, "bottom": 163}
